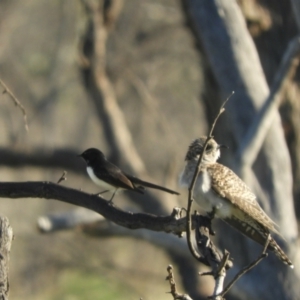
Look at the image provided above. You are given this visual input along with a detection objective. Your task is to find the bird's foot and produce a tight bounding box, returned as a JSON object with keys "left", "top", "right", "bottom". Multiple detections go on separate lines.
{"left": 107, "top": 199, "right": 114, "bottom": 206}
{"left": 208, "top": 224, "right": 215, "bottom": 236}
{"left": 207, "top": 207, "right": 217, "bottom": 220}
{"left": 203, "top": 213, "right": 215, "bottom": 236}
{"left": 179, "top": 207, "right": 187, "bottom": 218}
{"left": 108, "top": 189, "right": 117, "bottom": 204}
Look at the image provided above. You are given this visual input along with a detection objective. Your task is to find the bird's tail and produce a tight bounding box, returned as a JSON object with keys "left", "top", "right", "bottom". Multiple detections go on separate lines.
{"left": 126, "top": 175, "right": 180, "bottom": 195}
{"left": 223, "top": 217, "right": 293, "bottom": 268}
{"left": 269, "top": 238, "right": 294, "bottom": 268}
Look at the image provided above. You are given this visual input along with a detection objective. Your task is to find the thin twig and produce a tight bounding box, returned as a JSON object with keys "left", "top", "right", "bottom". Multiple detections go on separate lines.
{"left": 219, "top": 234, "right": 271, "bottom": 298}
{"left": 199, "top": 271, "right": 214, "bottom": 276}
{"left": 216, "top": 250, "right": 230, "bottom": 277}
{"left": 186, "top": 92, "right": 234, "bottom": 262}
{"left": 0, "top": 78, "right": 29, "bottom": 131}
{"left": 212, "top": 251, "right": 230, "bottom": 298}
{"left": 57, "top": 171, "right": 67, "bottom": 184}
{"left": 166, "top": 265, "right": 193, "bottom": 300}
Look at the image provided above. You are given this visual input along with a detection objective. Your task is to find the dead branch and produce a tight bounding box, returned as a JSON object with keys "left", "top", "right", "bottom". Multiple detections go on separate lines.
{"left": 237, "top": 36, "right": 300, "bottom": 168}
{"left": 57, "top": 171, "right": 67, "bottom": 184}
{"left": 166, "top": 265, "right": 193, "bottom": 300}
{"left": 0, "top": 181, "right": 199, "bottom": 236}
{"left": 0, "top": 78, "right": 28, "bottom": 132}
{"left": 195, "top": 215, "right": 232, "bottom": 300}
{"left": 218, "top": 235, "right": 270, "bottom": 298}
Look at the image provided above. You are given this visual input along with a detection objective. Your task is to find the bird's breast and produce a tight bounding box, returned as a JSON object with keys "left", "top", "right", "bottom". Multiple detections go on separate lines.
{"left": 87, "top": 166, "right": 115, "bottom": 190}
{"left": 179, "top": 164, "right": 232, "bottom": 218}
{"left": 197, "top": 176, "right": 233, "bottom": 218}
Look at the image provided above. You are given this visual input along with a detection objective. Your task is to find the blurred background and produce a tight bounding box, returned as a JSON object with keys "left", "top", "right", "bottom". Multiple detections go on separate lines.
{"left": 0, "top": 0, "right": 300, "bottom": 299}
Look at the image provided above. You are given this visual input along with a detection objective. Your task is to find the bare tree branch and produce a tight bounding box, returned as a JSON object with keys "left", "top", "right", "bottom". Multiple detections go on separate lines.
{"left": 166, "top": 265, "right": 193, "bottom": 300}
{"left": 0, "top": 78, "right": 28, "bottom": 132}
{"left": 195, "top": 216, "right": 231, "bottom": 300}
{"left": 219, "top": 235, "right": 270, "bottom": 298}
{"left": 237, "top": 36, "right": 300, "bottom": 168}
{"left": 0, "top": 181, "right": 189, "bottom": 234}
{"left": 57, "top": 171, "right": 67, "bottom": 184}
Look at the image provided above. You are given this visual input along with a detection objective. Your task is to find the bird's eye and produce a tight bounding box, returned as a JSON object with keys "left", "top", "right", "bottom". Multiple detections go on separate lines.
{"left": 206, "top": 145, "right": 212, "bottom": 151}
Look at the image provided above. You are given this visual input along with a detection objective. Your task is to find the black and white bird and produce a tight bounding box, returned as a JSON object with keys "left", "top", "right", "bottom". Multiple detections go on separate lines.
{"left": 79, "top": 148, "right": 179, "bottom": 202}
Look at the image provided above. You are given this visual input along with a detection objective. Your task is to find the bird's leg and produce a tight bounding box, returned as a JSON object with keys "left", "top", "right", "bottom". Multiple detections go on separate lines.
{"left": 207, "top": 206, "right": 217, "bottom": 220}
{"left": 179, "top": 207, "right": 187, "bottom": 218}
{"left": 206, "top": 207, "right": 217, "bottom": 235}
{"left": 108, "top": 188, "right": 118, "bottom": 204}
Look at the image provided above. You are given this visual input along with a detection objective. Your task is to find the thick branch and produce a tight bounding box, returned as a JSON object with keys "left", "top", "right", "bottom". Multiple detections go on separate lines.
{"left": 0, "top": 181, "right": 186, "bottom": 234}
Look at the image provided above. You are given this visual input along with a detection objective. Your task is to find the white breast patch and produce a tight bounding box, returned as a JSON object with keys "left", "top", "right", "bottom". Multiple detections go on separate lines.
{"left": 87, "top": 166, "right": 115, "bottom": 190}
{"left": 195, "top": 171, "right": 233, "bottom": 218}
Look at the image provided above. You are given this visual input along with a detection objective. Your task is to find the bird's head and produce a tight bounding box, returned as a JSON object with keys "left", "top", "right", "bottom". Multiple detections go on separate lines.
{"left": 185, "top": 136, "right": 226, "bottom": 164}
{"left": 78, "top": 148, "right": 105, "bottom": 164}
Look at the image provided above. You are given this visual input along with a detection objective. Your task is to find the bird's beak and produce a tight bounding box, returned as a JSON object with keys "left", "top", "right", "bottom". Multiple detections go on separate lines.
{"left": 218, "top": 144, "right": 229, "bottom": 150}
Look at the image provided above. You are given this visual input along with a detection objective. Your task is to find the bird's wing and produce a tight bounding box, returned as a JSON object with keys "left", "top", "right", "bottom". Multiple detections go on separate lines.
{"left": 94, "top": 161, "right": 138, "bottom": 191}
{"left": 207, "top": 163, "right": 278, "bottom": 233}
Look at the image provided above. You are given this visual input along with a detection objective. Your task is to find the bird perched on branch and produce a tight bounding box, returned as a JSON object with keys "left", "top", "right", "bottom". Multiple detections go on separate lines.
{"left": 79, "top": 148, "right": 179, "bottom": 202}
{"left": 179, "top": 136, "right": 293, "bottom": 268}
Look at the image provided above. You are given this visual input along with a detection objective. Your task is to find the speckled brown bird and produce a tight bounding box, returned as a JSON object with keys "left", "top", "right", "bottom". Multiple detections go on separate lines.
{"left": 179, "top": 137, "right": 293, "bottom": 268}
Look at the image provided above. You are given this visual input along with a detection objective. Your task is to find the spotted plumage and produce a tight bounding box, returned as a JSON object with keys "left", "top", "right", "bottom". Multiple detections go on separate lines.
{"left": 179, "top": 137, "right": 293, "bottom": 268}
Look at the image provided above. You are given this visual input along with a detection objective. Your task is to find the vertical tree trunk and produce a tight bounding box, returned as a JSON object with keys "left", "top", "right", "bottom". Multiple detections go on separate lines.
{"left": 183, "top": 0, "right": 299, "bottom": 299}
{"left": 0, "top": 217, "right": 13, "bottom": 300}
